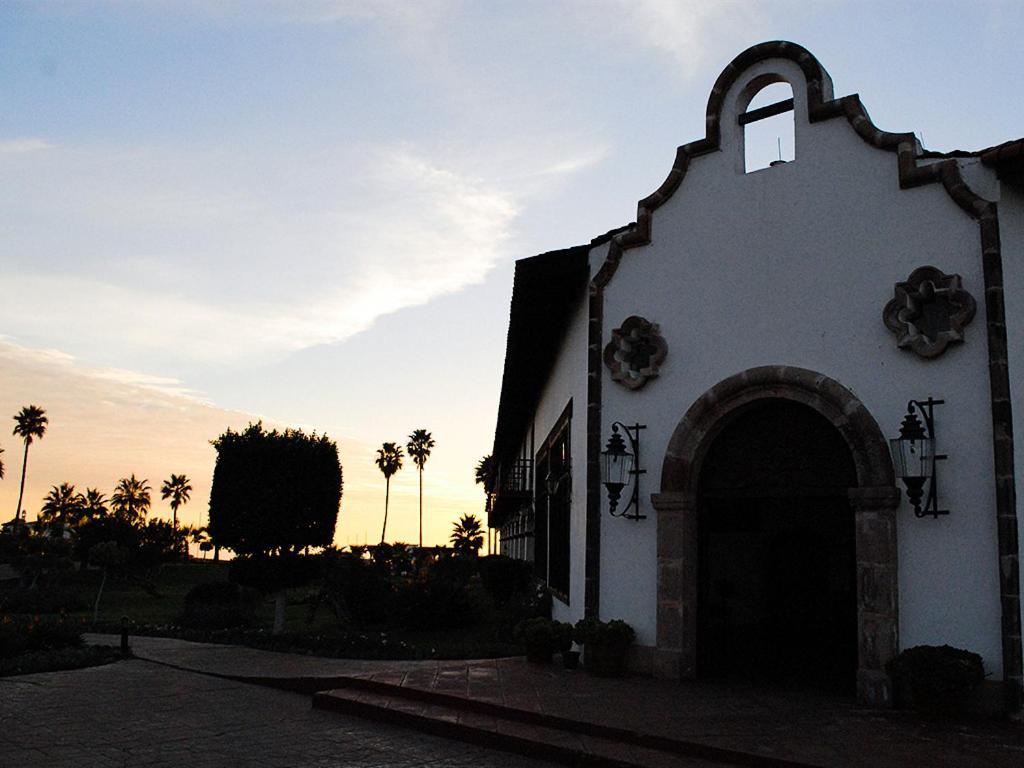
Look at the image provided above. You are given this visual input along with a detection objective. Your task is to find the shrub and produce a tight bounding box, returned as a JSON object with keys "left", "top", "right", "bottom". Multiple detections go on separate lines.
{"left": 177, "top": 581, "right": 258, "bottom": 630}
{"left": 430, "top": 553, "right": 478, "bottom": 586}
{"left": 393, "top": 573, "right": 476, "bottom": 631}
{"left": 371, "top": 542, "right": 416, "bottom": 578}
{"left": 886, "top": 645, "right": 985, "bottom": 712}
{"left": 0, "top": 586, "right": 86, "bottom": 614}
{"left": 554, "top": 621, "right": 574, "bottom": 653}
{"left": 316, "top": 552, "right": 394, "bottom": 627}
{"left": 514, "top": 617, "right": 564, "bottom": 663}
{"left": 573, "top": 618, "right": 635, "bottom": 650}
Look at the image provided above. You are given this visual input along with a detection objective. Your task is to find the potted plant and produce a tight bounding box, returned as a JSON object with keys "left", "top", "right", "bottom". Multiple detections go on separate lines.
{"left": 554, "top": 621, "right": 579, "bottom": 669}
{"left": 574, "top": 617, "right": 635, "bottom": 677}
{"left": 513, "top": 617, "right": 559, "bottom": 663}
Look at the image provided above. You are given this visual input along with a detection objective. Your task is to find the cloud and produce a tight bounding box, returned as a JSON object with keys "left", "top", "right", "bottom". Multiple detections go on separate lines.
{"left": 579, "top": 0, "right": 771, "bottom": 79}
{"left": 0, "top": 138, "right": 55, "bottom": 154}
{"left": 0, "top": 336, "right": 208, "bottom": 405}
{"left": 0, "top": 142, "right": 521, "bottom": 368}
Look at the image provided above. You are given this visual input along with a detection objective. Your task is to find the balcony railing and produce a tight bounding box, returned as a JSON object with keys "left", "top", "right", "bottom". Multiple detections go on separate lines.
{"left": 489, "top": 457, "right": 533, "bottom": 527}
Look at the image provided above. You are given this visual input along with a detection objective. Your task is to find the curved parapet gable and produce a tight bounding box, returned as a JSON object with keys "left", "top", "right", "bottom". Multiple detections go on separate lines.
{"left": 599, "top": 39, "right": 994, "bottom": 283}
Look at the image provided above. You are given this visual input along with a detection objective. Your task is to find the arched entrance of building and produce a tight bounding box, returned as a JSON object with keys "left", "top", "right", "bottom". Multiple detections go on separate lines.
{"left": 696, "top": 399, "right": 857, "bottom": 692}
{"left": 650, "top": 366, "right": 901, "bottom": 706}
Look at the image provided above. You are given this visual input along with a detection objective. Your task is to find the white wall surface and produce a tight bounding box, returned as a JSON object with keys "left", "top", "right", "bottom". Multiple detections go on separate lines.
{"left": 595, "top": 55, "right": 1009, "bottom": 675}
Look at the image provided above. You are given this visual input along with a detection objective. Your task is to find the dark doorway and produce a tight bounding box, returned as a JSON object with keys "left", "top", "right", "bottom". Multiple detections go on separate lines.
{"left": 697, "top": 399, "right": 858, "bottom": 693}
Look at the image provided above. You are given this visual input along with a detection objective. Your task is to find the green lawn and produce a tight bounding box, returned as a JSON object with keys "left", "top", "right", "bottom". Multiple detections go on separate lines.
{"left": 59, "top": 561, "right": 337, "bottom": 633}
{"left": 60, "top": 561, "right": 233, "bottom": 626}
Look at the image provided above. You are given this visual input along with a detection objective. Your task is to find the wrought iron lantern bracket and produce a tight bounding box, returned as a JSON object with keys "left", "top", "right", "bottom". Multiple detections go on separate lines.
{"left": 892, "top": 398, "right": 948, "bottom": 518}
{"left": 603, "top": 422, "right": 647, "bottom": 521}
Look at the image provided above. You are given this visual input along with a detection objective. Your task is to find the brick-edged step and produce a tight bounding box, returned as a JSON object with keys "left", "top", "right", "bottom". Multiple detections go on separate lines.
{"left": 316, "top": 675, "right": 823, "bottom": 768}
{"left": 313, "top": 685, "right": 709, "bottom": 768}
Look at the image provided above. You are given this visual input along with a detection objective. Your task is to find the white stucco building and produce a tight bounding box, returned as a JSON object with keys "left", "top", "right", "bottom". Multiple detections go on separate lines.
{"left": 489, "top": 42, "right": 1023, "bottom": 711}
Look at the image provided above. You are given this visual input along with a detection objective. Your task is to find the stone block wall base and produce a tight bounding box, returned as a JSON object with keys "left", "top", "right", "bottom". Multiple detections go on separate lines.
{"left": 857, "top": 669, "right": 892, "bottom": 707}
{"left": 653, "top": 649, "right": 682, "bottom": 680}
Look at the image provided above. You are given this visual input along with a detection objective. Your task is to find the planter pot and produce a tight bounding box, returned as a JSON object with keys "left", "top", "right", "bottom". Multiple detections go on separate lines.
{"left": 583, "top": 645, "right": 627, "bottom": 677}
{"left": 561, "top": 650, "right": 580, "bottom": 670}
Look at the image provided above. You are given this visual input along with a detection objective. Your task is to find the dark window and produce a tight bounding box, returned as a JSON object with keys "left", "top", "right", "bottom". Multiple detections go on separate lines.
{"left": 535, "top": 401, "right": 572, "bottom": 601}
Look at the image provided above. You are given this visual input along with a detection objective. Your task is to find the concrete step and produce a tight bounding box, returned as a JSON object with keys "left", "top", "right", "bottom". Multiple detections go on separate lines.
{"left": 313, "top": 685, "right": 712, "bottom": 768}
{"left": 313, "top": 678, "right": 825, "bottom": 768}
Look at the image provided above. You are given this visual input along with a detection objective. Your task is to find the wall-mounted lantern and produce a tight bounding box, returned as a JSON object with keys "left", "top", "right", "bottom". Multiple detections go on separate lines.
{"left": 890, "top": 398, "right": 948, "bottom": 518}
{"left": 601, "top": 422, "right": 646, "bottom": 520}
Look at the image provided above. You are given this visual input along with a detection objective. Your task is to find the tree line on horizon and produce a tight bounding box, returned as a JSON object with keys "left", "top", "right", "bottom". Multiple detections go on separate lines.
{"left": 0, "top": 404, "right": 493, "bottom": 559}
{"left": 0, "top": 404, "right": 201, "bottom": 545}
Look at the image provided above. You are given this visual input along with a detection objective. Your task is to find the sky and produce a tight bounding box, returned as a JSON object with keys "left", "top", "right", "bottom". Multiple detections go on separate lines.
{"left": 1, "top": 1, "right": 1021, "bottom": 548}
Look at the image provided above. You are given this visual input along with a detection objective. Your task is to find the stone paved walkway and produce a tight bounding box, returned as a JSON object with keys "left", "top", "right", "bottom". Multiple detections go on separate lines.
{"left": 89, "top": 634, "right": 1024, "bottom": 768}
{"left": 0, "top": 657, "right": 553, "bottom": 768}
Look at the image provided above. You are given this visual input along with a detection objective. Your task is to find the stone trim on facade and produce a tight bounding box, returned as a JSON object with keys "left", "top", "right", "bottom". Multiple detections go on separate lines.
{"left": 603, "top": 315, "right": 668, "bottom": 390}
{"left": 584, "top": 40, "right": 1021, "bottom": 710}
{"left": 652, "top": 366, "right": 900, "bottom": 706}
{"left": 883, "top": 266, "right": 977, "bottom": 358}
{"left": 584, "top": 285, "right": 604, "bottom": 618}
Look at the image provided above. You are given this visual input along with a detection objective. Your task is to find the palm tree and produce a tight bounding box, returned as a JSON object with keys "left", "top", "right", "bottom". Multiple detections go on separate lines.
{"left": 187, "top": 525, "right": 208, "bottom": 554}
{"left": 375, "top": 442, "right": 403, "bottom": 545}
{"left": 81, "top": 488, "right": 109, "bottom": 522}
{"left": 160, "top": 473, "right": 192, "bottom": 529}
{"left": 450, "top": 513, "right": 484, "bottom": 557}
{"left": 474, "top": 455, "right": 495, "bottom": 554}
{"left": 39, "top": 482, "right": 84, "bottom": 533}
{"left": 474, "top": 454, "right": 494, "bottom": 489}
{"left": 111, "top": 474, "right": 151, "bottom": 523}
{"left": 0, "top": 446, "right": 5, "bottom": 481}
{"left": 406, "top": 429, "right": 435, "bottom": 548}
{"left": 12, "top": 404, "right": 47, "bottom": 529}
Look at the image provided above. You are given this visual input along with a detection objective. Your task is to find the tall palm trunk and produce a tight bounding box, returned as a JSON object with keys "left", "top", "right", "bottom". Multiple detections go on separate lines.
{"left": 14, "top": 441, "right": 29, "bottom": 529}
{"left": 380, "top": 477, "right": 390, "bottom": 544}
{"left": 418, "top": 469, "right": 423, "bottom": 548}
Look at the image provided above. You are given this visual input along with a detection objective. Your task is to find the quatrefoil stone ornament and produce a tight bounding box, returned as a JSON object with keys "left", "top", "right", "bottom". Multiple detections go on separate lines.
{"left": 604, "top": 316, "right": 668, "bottom": 390}
{"left": 883, "top": 266, "right": 976, "bottom": 359}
